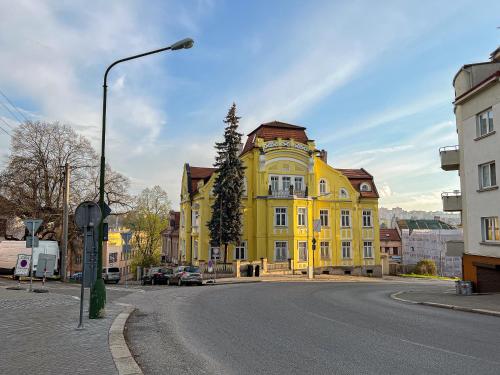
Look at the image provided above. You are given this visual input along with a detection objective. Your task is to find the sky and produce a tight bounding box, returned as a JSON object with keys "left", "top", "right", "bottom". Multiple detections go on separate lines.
{"left": 0, "top": 0, "right": 499, "bottom": 211}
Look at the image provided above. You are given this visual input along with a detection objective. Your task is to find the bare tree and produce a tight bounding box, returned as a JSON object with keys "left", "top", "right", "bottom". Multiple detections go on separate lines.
{"left": 0, "top": 121, "right": 132, "bottom": 241}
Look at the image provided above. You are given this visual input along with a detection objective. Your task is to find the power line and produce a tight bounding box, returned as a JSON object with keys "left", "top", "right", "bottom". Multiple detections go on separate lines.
{"left": 0, "top": 99, "right": 22, "bottom": 125}
{"left": 0, "top": 88, "right": 30, "bottom": 123}
{"left": 0, "top": 117, "right": 13, "bottom": 136}
{"left": 0, "top": 125, "right": 11, "bottom": 137}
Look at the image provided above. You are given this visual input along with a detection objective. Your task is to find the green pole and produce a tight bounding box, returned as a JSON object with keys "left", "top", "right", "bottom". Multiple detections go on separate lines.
{"left": 89, "top": 39, "right": 193, "bottom": 319}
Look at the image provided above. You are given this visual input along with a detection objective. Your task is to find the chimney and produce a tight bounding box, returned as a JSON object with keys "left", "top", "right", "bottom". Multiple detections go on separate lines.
{"left": 319, "top": 149, "right": 328, "bottom": 163}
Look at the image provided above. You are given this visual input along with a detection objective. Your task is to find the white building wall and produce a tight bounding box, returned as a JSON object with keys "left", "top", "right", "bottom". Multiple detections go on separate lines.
{"left": 457, "top": 83, "right": 500, "bottom": 258}
{"left": 401, "top": 229, "right": 463, "bottom": 277}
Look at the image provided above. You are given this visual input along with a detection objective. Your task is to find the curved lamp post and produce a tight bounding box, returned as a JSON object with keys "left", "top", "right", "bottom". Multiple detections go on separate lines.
{"left": 90, "top": 38, "right": 194, "bottom": 319}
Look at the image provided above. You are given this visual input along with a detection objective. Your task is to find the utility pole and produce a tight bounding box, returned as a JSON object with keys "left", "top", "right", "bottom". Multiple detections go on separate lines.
{"left": 61, "top": 163, "right": 70, "bottom": 281}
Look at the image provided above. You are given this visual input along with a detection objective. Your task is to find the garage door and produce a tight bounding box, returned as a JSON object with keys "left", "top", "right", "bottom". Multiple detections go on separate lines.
{"left": 476, "top": 266, "right": 500, "bottom": 293}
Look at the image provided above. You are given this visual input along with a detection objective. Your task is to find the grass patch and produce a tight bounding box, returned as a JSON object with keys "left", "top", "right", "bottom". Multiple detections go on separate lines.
{"left": 399, "top": 273, "right": 459, "bottom": 281}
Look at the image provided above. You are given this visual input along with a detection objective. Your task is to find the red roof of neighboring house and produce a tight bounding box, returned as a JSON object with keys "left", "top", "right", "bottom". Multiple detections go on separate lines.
{"left": 380, "top": 228, "right": 401, "bottom": 242}
{"left": 241, "top": 121, "right": 309, "bottom": 155}
{"left": 337, "top": 168, "right": 379, "bottom": 198}
{"left": 188, "top": 166, "right": 216, "bottom": 194}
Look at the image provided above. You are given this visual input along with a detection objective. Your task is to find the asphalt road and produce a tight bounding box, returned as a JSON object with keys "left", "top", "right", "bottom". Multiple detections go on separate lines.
{"left": 124, "top": 281, "right": 500, "bottom": 375}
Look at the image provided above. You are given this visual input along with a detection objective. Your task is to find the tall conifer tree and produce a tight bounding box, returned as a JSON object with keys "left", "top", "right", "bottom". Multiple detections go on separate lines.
{"left": 208, "top": 103, "right": 245, "bottom": 263}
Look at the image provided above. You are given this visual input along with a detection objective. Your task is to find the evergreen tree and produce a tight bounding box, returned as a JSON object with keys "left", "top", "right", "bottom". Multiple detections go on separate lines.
{"left": 208, "top": 103, "right": 245, "bottom": 263}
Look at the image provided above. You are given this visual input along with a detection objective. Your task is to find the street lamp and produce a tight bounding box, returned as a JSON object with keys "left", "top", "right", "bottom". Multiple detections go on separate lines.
{"left": 89, "top": 37, "right": 194, "bottom": 319}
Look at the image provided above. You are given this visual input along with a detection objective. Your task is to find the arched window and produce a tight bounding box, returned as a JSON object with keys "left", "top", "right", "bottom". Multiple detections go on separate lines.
{"left": 319, "top": 179, "right": 327, "bottom": 194}
{"left": 360, "top": 182, "right": 371, "bottom": 192}
{"left": 339, "top": 188, "right": 349, "bottom": 199}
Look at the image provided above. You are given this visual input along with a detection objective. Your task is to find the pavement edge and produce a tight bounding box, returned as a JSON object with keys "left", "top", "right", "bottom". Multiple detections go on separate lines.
{"left": 390, "top": 291, "right": 500, "bottom": 318}
{"left": 109, "top": 305, "right": 143, "bottom": 375}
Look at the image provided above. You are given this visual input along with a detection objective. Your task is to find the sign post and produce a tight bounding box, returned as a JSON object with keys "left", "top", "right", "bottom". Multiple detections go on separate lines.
{"left": 120, "top": 232, "right": 132, "bottom": 289}
{"left": 23, "top": 219, "right": 42, "bottom": 292}
{"left": 14, "top": 254, "right": 31, "bottom": 288}
{"left": 74, "top": 201, "right": 102, "bottom": 329}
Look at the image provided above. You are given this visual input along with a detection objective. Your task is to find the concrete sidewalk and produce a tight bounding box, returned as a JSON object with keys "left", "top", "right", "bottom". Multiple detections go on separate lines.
{"left": 0, "top": 283, "right": 130, "bottom": 375}
{"left": 392, "top": 288, "right": 500, "bottom": 317}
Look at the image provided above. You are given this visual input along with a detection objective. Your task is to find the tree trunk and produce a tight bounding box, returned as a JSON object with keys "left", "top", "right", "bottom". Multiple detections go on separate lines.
{"left": 224, "top": 243, "right": 228, "bottom": 264}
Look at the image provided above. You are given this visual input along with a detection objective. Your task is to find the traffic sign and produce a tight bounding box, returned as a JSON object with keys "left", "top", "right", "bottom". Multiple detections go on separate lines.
{"left": 26, "top": 235, "right": 39, "bottom": 248}
{"left": 14, "top": 254, "right": 31, "bottom": 276}
{"left": 121, "top": 231, "right": 132, "bottom": 245}
{"left": 35, "top": 254, "right": 56, "bottom": 278}
{"left": 208, "top": 259, "right": 214, "bottom": 273}
{"left": 102, "top": 202, "right": 112, "bottom": 219}
{"left": 313, "top": 219, "right": 321, "bottom": 233}
{"left": 23, "top": 219, "right": 42, "bottom": 235}
{"left": 75, "top": 201, "right": 102, "bottom": 230}
{"left": 213, "top": 247, "right": 220, "bottom": 255}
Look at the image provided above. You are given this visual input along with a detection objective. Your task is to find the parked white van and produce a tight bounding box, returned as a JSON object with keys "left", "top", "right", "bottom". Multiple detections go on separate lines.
{"left": 0, "top": 240, "right": 60, "bottom": 275}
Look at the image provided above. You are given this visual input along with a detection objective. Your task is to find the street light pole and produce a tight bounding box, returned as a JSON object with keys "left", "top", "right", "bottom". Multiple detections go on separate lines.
{"left": 89, "top": 38, "right": 194, "bottom": 319}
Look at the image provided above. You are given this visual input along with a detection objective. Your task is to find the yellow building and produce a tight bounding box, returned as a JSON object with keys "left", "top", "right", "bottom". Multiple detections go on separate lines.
{"left": 179, "top": 121, "right": 381, "bottom": 276}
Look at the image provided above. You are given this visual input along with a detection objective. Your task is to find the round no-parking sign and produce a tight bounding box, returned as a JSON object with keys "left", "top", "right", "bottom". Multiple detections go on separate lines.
{"left": 15, "top": 254, "right": 31, "bottom": 276}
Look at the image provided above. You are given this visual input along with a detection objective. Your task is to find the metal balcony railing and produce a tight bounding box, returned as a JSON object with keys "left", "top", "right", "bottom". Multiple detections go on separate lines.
{"left": 268, "top": 186, "right": 308, "bottom": 198}
{"left": 439, "top": 145, "right": 460, "bottom": 171}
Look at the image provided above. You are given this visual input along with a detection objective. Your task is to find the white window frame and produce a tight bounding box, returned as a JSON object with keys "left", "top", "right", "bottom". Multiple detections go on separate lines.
{"left": 479, "top": 161, "right": 497, "bottom": 189}
{"left": 298, "top": 241, "right": 307, "bottom": 261}
{"left": 320, "top": 241, "right": 330, "bottom": 260}
{"left": 362, "top": 210, "right": 373, "bottom": 227}
{"left": 234, "top": 241, "right": 247, "bottom": 260}
{"left": 320, "top": 209, "right": 329, "bottom": 227}
{"left": 341, "top": 241, "right": 351, "bottom": 259}
{"left": 476, "top": 108, "right": 494, "bottom": 137}
{"left": 192, "top": 210, "right": 200, "bottom": 228}
{"left": 282, "top": 176, "right": 292, "bottom": 191}
{"left": 339, "top": 188, "right": 349, "bottom": 199}
{"left": 297, "top": 207, "right": 306, "bottom": 226}
{"left": 275, "top": 241, "right": 288, "bottom": 262}
{"left": 294, "top": 176, "right": 304, "bottom": 192}
{"left": 319, "top": 179, "right": 327, "bottom": 194}
{"left": 274, "top": 207, "right": 288, "bottom": 227}
{"left": 363, "top": 241, "right": 374, "bottom": 258}
{"left": 360, "top": 183, "right": 371, "bottom": 192}
{"left": 481, "top": 217, "right": 500, "bottom": 242}
{"left": 341, "top": 209, "right": 351, "bottom": 228}
{"left": 270, "top": 176, "right": 280, "bottom": 192}
{"left": 180, "top": 210, "right": 185, "bottom": 227}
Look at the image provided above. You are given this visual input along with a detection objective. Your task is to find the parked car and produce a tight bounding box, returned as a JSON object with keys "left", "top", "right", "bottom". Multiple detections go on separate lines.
{"left": 70, "top": 272, "right": 83, "bottom": 282}
{"left": 171, "top": 266, "right": 203, "bottom": 286}
{"left": 141, "top": 267, "right": 173, "bottom": 285}
{"left": 102, "top": 267, "right": 121, "bottom": 284}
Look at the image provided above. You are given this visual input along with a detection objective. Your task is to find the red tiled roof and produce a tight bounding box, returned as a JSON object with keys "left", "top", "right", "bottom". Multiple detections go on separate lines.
{"left": 188, "top": 166, "right": 216, "bottom": 194}
{"left": 241, "top": 121, "right": 309, "bottom": 155}
{"left": 337, "top": 168, "right": 379, "bottom": 198}
{"left": 380, "top": 228, "right": 401, "bottom": 242}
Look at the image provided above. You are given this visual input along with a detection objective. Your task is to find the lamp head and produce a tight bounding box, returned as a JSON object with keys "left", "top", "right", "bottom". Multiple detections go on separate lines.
{"left": 170, "top": 38, "right": 194, "bottom": 50}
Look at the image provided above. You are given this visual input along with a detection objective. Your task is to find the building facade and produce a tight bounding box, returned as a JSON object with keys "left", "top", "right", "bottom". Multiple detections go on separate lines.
{"left": 440, "top": 47, "right": 500, "bottom": 291}
{"left": 397, "top": 220, "right": 463, "bottom": 277}
{"left": 161, "top": 211, "right": 180, "bottom": 265}
{"left": 104, "top": 230, "right": 135, "bottom": 281}
{"left": 179, "top": 121, "right": 381, "bottom": 276}
{"left": 379, "top": 228, "right": 402, "bottom": 263}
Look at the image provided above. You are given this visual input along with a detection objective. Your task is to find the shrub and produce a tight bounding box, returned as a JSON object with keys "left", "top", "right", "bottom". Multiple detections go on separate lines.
{"left": 414, "top": 259, "right": 437, "bottom": 276}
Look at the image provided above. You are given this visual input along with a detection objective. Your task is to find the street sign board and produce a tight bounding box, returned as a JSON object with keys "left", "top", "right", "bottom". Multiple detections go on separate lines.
{"left": 121, "top": 232, "right": 132, "bottom": 245}
{"left": 23, "top": 219, "right": 42, "bottom": 235}
{"left": 14, "top": 254, "right": 31, "bottom": 276}
{"left": 313, "top": 219, "right": 321, "bottom": 233}
{"left": 26, "top": 235, "right": 39, "bottom": 248}
{"left": 213, "top": 247, "right": 220, "bottom": 255}
{"left": 75, "top": 201, "right": 102, "bottom": 230}
{"left": 208, "top": 259, "right": 214, "bottom": 273}
{"left": 35, "top": 254, "right": 56, "bottom": 277}
{"left": 102, "top": 202, "right": 112, "bottom": 219}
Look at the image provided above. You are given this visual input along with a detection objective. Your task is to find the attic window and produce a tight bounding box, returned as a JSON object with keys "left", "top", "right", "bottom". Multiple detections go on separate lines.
{"left": 339, "top": 188, "right": 349, "bottom": 199}
{"left": 360, "top": 183, "right": 371, "bottom": 192}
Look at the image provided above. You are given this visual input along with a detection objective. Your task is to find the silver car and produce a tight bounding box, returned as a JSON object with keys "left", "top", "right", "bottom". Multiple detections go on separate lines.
{"left": 172, "top": 266, "right": 203, "bottom": 286}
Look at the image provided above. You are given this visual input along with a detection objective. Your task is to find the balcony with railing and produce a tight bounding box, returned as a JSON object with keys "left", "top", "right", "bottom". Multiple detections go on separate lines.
{"left": 442, "top": 191, "right": 462, "bottom": 211}
{"left": 439, "top": 145, "right": 460, "bottom": 171}
{"left": 268, "top": 185, "right": 308, "bottom": 198}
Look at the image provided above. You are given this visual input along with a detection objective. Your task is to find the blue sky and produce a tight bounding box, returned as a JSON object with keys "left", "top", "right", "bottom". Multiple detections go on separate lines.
{"left": 0, "top": 0, "right": 499, "bottom": 210}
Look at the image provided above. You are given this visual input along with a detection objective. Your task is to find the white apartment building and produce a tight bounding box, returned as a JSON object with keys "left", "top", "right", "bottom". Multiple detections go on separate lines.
{"left": 440, "top": 46, "right": 500, "bottom": 292}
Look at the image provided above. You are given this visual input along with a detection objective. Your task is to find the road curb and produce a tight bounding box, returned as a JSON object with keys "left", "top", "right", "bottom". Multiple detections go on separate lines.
{"left": 109, "top": 305, "right": 143, "bottom": 375}
{"left": 390, "top": 291, "right": 500, "bottom": 318}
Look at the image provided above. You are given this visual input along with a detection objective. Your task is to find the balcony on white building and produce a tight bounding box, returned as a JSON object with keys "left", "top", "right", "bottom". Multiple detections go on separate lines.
{"left": 442, "top": 191, "right": 462, "bottom": 212}
{"left": 439, "top": 145, "right": 460, "bottom": 171}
